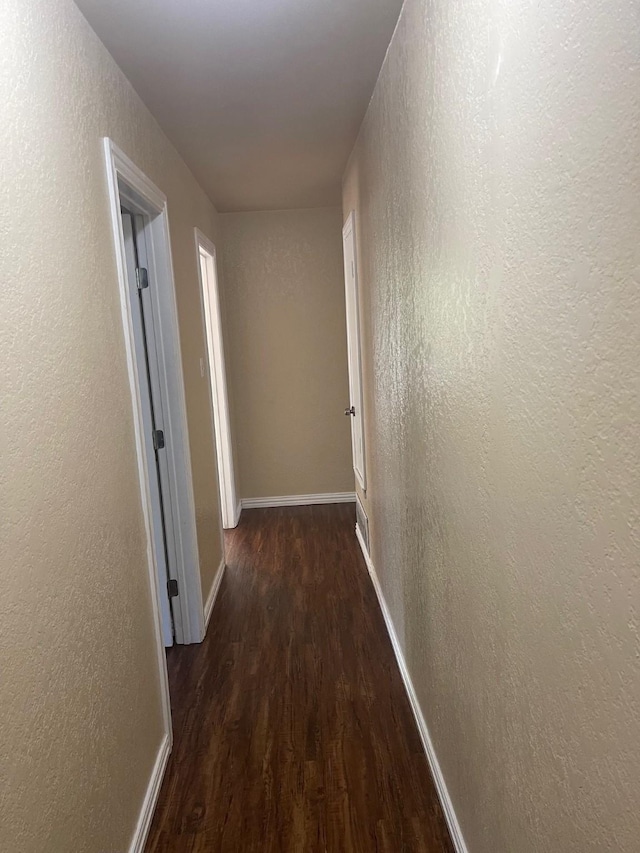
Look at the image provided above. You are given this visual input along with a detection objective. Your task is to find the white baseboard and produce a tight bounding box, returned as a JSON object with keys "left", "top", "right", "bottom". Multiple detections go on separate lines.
{"left": 128, "top": 733, "right": 171, "bottom": 853}
{"left": 235, "top": 501, "right": 242, "bottom": 526}
{"left": 354, "top": 526, "right": 468, "bottom": 853}
{"left": 241, "top": 492, "right": 356, "bottom": 509}
{"left": 203, "top": 557, "right": 226, "bottom": 633}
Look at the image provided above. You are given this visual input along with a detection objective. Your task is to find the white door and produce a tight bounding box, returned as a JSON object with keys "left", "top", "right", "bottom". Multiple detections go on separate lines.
{"left": 342, "top": 211, "right": 367, "bottom": 491}
{"left": 121, "top": 209, "right": 177, "bottom": 646}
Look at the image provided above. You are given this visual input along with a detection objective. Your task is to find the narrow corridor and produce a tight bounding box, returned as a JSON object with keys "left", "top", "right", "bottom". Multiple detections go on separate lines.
{"left": 146, "top": 504, "right": 453, "bottom": 852}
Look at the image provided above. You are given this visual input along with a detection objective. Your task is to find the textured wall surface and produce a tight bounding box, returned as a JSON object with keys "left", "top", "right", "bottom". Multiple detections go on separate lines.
{"left": 220, "top": 208, "right": 354, "bottom": 499}
{"left": 343, "top": 0, "right": 640, "bottom": 850}
{"left": 1, "top": 0, "right": 223, "bottom": 849}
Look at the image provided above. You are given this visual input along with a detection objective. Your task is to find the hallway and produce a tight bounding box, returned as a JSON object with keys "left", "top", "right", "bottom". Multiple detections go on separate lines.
{"left": 146, "top": 504, "right": 453, "bottom": 852}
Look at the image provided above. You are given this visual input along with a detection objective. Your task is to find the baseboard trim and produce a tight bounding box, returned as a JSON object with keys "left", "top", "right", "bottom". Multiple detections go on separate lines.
{"left": 128, "top": 733, "right": 171, "bottom": 853}
{"left": 235, "top": 501, "right": 242, "bottom": 526}
{"left": 354, "top": 525, "right": 468, "bottom": 853}
{"left": 204, "top": 557, "right": 226, "bottom": 633}
{"left": 241, "top": 492, "right": 356, "bottom": 509}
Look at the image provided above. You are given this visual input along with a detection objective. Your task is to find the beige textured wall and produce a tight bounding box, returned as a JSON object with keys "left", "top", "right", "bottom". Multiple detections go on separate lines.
{"left": 219, "top": 208, "right": 354, "bottom": 499}
{"left": 1, "top": 0, "right": 223, "bottom": 849}
{"left": 344, "top": 1, "right": 640, "bottom": 851}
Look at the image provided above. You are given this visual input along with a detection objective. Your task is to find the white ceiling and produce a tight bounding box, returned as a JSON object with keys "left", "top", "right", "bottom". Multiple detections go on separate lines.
{"left": 75, "top": 0, "right": 403, "bottom": 211}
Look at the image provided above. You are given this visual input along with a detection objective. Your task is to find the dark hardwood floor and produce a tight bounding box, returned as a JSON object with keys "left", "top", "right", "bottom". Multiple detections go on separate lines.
{"left": 146, "top": 503, "right": 453, "bottom": 853}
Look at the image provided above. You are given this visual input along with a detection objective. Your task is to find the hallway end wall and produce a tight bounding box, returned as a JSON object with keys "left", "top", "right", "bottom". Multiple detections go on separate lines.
{"left": 343, "top": 0, "right": 640, "bottom": 851}
{"left": 219, "top": 207, "right": 354, "bottom": 501}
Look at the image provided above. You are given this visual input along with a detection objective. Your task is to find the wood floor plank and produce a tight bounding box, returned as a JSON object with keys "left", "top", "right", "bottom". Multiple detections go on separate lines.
{"left": 146, "top": 504, "right": 453, "bottom": 852}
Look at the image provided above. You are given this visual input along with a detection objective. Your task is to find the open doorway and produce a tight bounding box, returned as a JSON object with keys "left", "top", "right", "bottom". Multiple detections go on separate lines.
{"left": 195, "top": 230, "right": 240, "bottom": 529}
{"left": 120, "top": 206, "right": 177, "bottom": 647}
{"left": 103, "top": 139, "right": 206, "bottom": 658}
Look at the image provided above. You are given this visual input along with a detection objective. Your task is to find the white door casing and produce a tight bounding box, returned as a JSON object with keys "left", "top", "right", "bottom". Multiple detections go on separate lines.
{"left": 103, "top": 138, "right": 206, "bottom": 657}
{"left": 342, "top": 211, "right": 367, "bottom": 491}
{"left": 195, "top": 229, "right": 239, "bottom": 529}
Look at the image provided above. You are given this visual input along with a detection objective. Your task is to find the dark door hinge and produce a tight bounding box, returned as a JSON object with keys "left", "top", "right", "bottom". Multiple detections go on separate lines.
{"left": 167, "top": 578, "right": 179, "bottom": 598}
{"left": 135, "top": 267, "right": 149, "bottom": 290}
{"left": 152, "top": 429, "right": 165, "bottom": 451}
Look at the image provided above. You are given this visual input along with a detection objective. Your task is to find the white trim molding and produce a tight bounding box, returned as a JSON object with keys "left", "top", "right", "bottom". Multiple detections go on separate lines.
{"left": 203, "top": 557, "right": 226, "bottom": 632}
{"left": 354, "top": 526, "right": 469, "bottom": 853}
{"left": 241, "top": 492, "right": 355, "bottom": 509}
{"left": 128, "top": 734, "right": 171, "bottom": 853}
{"left": 194, "top": 228, "right": 239, "bottom": 530}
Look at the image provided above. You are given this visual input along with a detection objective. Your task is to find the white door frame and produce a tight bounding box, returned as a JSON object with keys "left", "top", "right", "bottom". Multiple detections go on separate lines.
{"left": 342, "top": 210, "right": 367, "bottom": 491}
{"left": 195, "top": 229, "right": 240, "bottom": 528}
{"left": 103, "top": 138, "right": 205, "bottom": 653}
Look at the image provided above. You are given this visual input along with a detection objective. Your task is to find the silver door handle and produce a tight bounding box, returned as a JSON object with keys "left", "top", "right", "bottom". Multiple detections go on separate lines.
{"left": 345, "top": 406, "right": 355, "bottom": 416}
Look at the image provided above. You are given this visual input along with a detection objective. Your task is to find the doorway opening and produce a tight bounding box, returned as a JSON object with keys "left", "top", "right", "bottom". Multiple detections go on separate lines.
{"left": 120, "top": 206, "right": 178, "bottom": 647}
{"left": 104, "top": 138, "right": 206, "bottom": 669}
{"left": 195, "top": 230, "right": 239, "bottom": 530}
